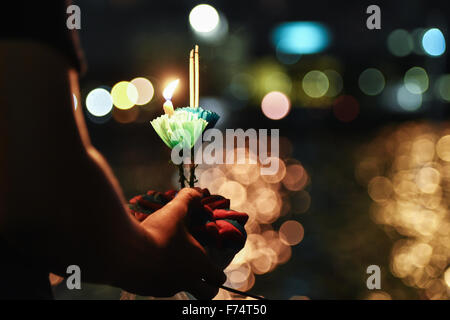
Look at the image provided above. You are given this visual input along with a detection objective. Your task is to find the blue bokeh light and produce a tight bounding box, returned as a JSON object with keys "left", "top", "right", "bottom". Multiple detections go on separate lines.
{"left": 272, "top": 22, "right": 330, "bottom": 54}
{"left": 422, "top": 28, "right": 446, "bottom": 56}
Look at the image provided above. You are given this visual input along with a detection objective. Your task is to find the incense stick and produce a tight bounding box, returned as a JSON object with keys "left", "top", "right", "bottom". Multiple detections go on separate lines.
{"left": 189, "top": 49, "right": 194, "bottom": 108}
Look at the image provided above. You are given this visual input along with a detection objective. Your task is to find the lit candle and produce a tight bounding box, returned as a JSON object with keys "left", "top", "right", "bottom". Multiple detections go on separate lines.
{"left": 162, "top": 79, "right": 179, "bottom": 116}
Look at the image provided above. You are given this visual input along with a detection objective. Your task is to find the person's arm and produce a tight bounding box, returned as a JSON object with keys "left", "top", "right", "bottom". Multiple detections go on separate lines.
{"left": 0, "top": 41, "right": 224, "bottom": 299}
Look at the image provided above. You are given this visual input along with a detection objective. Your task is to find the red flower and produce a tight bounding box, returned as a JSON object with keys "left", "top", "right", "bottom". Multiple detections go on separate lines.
{"left": 128, "top": 188, "right": 249, "bottom": 269}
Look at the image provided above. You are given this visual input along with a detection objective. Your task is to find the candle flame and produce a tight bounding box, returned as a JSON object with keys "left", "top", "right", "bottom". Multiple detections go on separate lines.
{"left": 163, "top": 79, "right": 180, "bottom": 100}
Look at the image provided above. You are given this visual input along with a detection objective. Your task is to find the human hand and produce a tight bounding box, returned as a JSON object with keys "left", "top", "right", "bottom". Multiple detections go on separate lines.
{"left": 129, "top": 188, "right": 248, "bottom": 269}
{"left": 128, "top": 188, "right": 226, "bottom": 299}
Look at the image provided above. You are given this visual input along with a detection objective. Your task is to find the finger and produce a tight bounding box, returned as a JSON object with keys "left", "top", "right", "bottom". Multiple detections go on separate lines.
{"left": 193, "top": 187, "right": 210, "bottom": 197}
{"left": 212, "top": 209, "right": 249, "bottom": 225}
{"left": 156, "top": 188, "right": 202, "bottom": 221}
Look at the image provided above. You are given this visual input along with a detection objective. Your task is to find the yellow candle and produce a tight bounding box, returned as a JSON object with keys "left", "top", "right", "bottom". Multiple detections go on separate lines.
{"left": 163, "top": 100, "right": 174, "bottom": 116}
{"left": 194, "top": 45, "right": 199, "bottom": 108}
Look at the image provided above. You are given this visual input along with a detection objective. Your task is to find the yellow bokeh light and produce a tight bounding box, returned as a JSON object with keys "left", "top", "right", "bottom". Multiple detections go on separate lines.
{"left": 366, "top": 291, "right": 392, "bottom": 300}
{"left": 255, "top": 188, "right": 279, "bottom": 218}
{"left": 368, "top": 176, "right": 393, "bottom": 203}
{"left": 436, "top": 135, "right": 450, "bottom": 161}
{"left": 229, "top": 163, "right": 259, "bottom": 185}
{"left": 261, "top": 157, "right": 286, "bottom": 183}
{"left": 111, "top": 81, "right": 139, "bottom": 110}
{"left": 197, "top": 145, "right": 309, "bottom": 298}
{"left": 302, "top": 70, "right": 329, "bottom": 98}
{"left": 416, "top": 167, "right": 440, "bottom": 194}
{"left": 444, "top": 267, "right": 450, "bottom": 287}
{"left": 362, "top": 123, "right": 450, "bottom": 299}
{"left": 251, "top": 60, "right": 291, "bottom": 98}
{"left": 412, "top": 137, "right": 435, "bottom": 164}
{"left": 218, "top": 181, "right": 247, "bottom": 207}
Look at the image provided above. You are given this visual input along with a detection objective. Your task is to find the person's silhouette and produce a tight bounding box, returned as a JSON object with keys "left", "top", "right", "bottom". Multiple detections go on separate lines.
{"left": 0, "top": 1, "right": 225, "bottom": 299}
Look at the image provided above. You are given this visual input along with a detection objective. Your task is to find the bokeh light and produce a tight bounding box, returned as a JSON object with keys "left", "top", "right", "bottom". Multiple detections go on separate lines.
{"left": 199, "top": 168, "right": 227, "bottom": 194}
{"left": 251, "top": 60, "right": 292, "bottom": 99}
{"left": 396, "top": 85, "right": 422, "bottom": 111}
{"left": 130, "top": 77, "right": 154, "bottom": 105}
{"left": 358, "top": 68, "right": 385, "bottom": 96}
{"left": 324, "top": 69, "right": 343, "bottom": 97}
{"left": 416, "top": 167, "right": 440, "bottom": 194}
{"left": 85, "top": 88, "right": 113, "bottom": 117}
{"left": 282, "top": 163, "right": 308, "bottom": 191}
{"left": 422, "top": 28, "right": 446, "bottom": 57}
{"left": 445, "top": 268, "right": 450, "bottom": 288}
{"left": 261, "top": 158, "right": 286, "bottom": 184}
{"left": 435, "top": 74, "right": 450, "bottom": 102}
{"left": 368, "top": 176, "right": 393, "bottom": 203}
{"left": 436, "top": 135, "right": 450, "bottom": 162}
{"left": 261, "top": 91, "right": 291, "bottom": 120}
{"left": 272, "top": 22, "right": 330, "bottom": 54}
{"left": 197, "top": 143, "right": 309, "bottom": 297}
{"left": 302, "top": 70, "right": 329, "bottom": 98}
{"left": 361, "top": 123, "right": 450, "bottom": 299}
{"left": 279, "top": 220, "right": 304, "bottom": 246}
{"left": 333, "top": 95, "right": 359, "bottom": 122}
{"left": 189, "top": 4, "right": 220, "bottom": 33}
{"left": 387, "top": 29, "right": 413, "bottom": 57}
{"left": 111, "top": 81, "right": 139, "bottom": 110}
{"left": 255, "top": 188, "right": 280, "bottom": 223}
{"left": 404, "top": 67, "right": 429, "bottom": 94}
{"left": 366, "top": 291, "right": 392, "bottom": 300}
{"left": 218, "top": 181, "right": 247, "bottom": 207}
{"left": 263, "top": 72, "right": 292, "bottom": 94}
